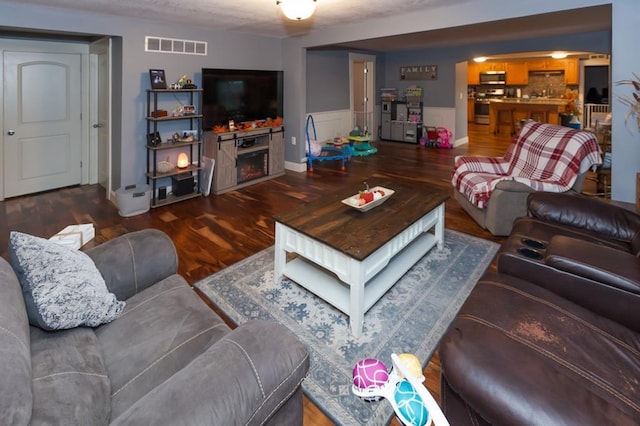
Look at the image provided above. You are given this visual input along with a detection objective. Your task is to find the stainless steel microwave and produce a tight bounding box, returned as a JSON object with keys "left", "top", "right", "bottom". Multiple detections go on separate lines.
{"left": 479, "top": 71, "right": 506, "bottom": 85}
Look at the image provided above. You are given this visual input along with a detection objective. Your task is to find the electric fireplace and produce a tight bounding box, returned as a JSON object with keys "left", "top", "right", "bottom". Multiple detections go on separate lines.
{"left": 237, "top": 149, "right": 268, "bottom": 183}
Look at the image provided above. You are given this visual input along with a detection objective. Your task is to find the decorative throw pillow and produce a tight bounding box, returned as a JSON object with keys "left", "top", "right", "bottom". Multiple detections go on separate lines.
{"left": 8, "top": 231, "right": 125, "bottom": 330}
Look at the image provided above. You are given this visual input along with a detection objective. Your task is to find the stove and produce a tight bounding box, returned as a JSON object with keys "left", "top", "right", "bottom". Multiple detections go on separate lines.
{"left": 474, "top": 87, "right": 505, "bottom": 125}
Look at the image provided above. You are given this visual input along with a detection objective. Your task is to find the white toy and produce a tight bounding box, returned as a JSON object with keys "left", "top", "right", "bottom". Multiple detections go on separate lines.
{"left": 352, "top": 353, "right": 449, "bottom": 426}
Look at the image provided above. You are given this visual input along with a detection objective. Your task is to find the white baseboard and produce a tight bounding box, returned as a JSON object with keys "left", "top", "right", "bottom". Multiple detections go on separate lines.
{"left": 110, "top": 190, "right": 118, "bottom": 207}
{"left": 285, "top": 161, "right": 307, "bottom": 173}
{"left": 454, "top": 136, "right": 469, "bottom": 147}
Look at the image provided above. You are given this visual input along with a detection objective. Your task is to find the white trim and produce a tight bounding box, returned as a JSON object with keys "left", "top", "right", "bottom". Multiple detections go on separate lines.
{"left": 89, "top": 37, "right": 112, "bottom": 199}
{"left": 285, "top": 161, "right": 307, "bottom": 172}
{"left": 454, "top": 136, "right": 469, "bottom": 147}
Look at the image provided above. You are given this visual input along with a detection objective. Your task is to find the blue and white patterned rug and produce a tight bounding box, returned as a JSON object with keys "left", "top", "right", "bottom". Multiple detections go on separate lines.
{"left": 194, "top": 229, "right": 498, "bottom": 425}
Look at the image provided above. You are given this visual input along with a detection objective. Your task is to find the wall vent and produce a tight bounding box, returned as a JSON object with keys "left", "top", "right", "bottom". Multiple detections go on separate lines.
{"left": 145, "top": 36, "right": 207, "bottom": 56}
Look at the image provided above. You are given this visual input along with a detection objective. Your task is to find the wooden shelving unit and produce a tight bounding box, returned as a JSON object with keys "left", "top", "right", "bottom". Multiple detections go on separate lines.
{"left": 145, "top": 89, "right": 203, "bottom": 207}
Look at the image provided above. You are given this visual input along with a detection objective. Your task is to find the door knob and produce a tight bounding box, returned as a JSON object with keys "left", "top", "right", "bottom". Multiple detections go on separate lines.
{"left": 7, "top": 129, "right": 15, "bottom": 135}
{"left": 93, "top": 123, "right": 103, "bottom": 128}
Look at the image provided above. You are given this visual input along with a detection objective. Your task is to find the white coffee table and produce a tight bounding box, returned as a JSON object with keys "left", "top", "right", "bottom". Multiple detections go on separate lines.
{"left": 273, "top": 182, "right": 448, "bottom": 337}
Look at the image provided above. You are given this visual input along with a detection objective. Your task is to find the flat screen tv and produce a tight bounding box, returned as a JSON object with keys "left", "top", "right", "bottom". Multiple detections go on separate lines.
{"left": 202, "top": 68, "right": 283, "bottom": 130}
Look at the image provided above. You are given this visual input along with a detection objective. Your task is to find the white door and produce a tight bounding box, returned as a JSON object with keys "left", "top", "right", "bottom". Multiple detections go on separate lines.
{"left": 3, "top": 51, "right": 82, "bottom": 198}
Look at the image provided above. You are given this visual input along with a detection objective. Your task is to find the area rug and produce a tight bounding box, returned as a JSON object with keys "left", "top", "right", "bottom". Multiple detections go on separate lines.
{"left": 194, "top": 229, "right": 498, "bottom": 425}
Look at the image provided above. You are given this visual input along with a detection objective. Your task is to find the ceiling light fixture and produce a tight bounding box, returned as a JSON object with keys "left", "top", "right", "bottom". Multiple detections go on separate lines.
{"left": 277, "top": 0, "right": 317, "bottom": 21}
{"left": 551, "top": 52, "right": 568, "bottom": 59}
{"left": 473, "top": 57, "right": 487, "bottom": 63}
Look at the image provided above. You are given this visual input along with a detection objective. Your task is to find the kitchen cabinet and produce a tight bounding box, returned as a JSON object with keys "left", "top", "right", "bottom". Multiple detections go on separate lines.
{"left": 527, "top": 58, "right": 579, "bottom": 84}
{"left": 467, "top": 98, "right": 475, "bottom": 123}
{"left": 527, "top": 59, "right": 566, "bottom": 71}
{"left": 505, "top": 61, "right": 528, "bottom": 85}
{"left": 470, "top": 58, "right": 578, "bottom": 86}
{"left": 564, "top": 58, "right": 579, "bottom": 85}
{"left": 527, "top": 60, "right": 551, "bottom": 71}
{"left": 478, "top": 62, "right": 505, "bottom": 72}
{"left": 468, "top": 61, "right": 505, "bottom": 85}
{"left": 468, "top": 62, "right": 480, "bottom": 85}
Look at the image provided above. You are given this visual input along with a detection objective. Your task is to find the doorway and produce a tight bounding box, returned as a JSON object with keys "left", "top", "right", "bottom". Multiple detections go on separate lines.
{"left": 1, "top": 37, "right": 95, "bottom": 201}
{"left": 580, "top": 57, "right": 611, "bottom": 129}
{"left": 349, "top": 53, "right": 376, "bottom": 137}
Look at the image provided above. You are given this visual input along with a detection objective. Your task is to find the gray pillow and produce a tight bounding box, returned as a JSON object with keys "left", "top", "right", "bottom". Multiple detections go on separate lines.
{"left": 8, "top": 231, "right": 125, "bottom": 330}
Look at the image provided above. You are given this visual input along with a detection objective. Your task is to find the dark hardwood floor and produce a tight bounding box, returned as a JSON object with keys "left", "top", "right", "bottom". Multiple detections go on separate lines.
{"left": 0, "top": 123, "right": 567, "bottom": 425}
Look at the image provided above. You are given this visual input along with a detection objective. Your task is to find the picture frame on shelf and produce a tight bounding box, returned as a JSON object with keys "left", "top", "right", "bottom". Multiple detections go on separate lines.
{"left": 149, "top": 69, "right": 167, "bottom": 89}
{"left": 147, "top": 131, "right": 162, "bottom": 146}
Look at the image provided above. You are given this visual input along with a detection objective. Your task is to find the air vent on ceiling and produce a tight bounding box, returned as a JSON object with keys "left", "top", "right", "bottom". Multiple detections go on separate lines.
{"left": 145, "top": 36, "right": 207, "bottom": 56}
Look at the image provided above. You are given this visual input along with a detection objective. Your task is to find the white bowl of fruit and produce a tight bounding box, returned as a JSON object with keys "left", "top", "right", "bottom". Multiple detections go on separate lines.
{"left": 342, "top": 183, "right": 395, "bottom": 212}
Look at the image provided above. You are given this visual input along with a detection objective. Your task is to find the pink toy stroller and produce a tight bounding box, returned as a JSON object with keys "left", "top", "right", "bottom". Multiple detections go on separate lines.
{"left": 435, "top": 127, "right": 452, "bottom": 149}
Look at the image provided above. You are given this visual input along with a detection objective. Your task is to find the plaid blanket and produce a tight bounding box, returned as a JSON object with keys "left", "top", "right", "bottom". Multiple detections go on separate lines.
{"left": 452, "top": 120, "right": 602, "bottom": 208}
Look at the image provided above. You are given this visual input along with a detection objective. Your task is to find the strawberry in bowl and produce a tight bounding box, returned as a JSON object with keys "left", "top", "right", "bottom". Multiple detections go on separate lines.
{"left": 358, "top": 188, "right": 386, "bottom": 206}
{"left": 343, "top": 183, "right": 394, "bottom": 211}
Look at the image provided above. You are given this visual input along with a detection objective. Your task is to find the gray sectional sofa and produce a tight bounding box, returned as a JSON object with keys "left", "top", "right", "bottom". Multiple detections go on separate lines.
{"left": 1, "top": 229, "right": 309, "bottom": 425}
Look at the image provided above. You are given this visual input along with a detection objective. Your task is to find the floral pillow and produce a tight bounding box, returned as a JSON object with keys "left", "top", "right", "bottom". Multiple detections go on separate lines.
{"left": 8, "top": 231, "right": 125, "bottom": 330}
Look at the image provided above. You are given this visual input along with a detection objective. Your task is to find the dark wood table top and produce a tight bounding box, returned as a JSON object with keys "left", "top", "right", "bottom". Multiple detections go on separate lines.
{"left": 273, "top": 178, "right": 449, "bottom": 261}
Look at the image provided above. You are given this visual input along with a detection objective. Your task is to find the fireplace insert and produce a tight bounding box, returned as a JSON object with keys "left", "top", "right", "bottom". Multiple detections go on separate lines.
{"left": 237, "top": 149, "right": 268, "bottom": 184}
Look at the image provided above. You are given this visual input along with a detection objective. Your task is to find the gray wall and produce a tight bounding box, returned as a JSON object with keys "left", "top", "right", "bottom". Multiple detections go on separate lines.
{"left": 305, "top": 30, "right": 610, "bottom": 112}
{"left": 4, "top": 1, "right": 640, "bottom": 203}
{"left": 0, "top": 1, "right": 283, "bottom": 191}
{"left": 306, "top": 51, "right": 350, "bottom": 112}
{"left": 382, "top": 30, "right": 610, "bottom": 109}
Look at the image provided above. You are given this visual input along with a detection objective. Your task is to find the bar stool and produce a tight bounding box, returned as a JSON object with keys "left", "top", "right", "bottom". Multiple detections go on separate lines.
{"left": 529, "top": 110, "right": 548, "bottom": 123}
{"left": 494, "top": 109, "right": 515, "bottom": 135}
{"left": 582, "top": 121, "right": 612, "bottom": 198}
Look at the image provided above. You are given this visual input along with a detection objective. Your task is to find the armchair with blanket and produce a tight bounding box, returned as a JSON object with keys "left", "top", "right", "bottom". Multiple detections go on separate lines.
{"left": 452, "top": 120, "right": 602, "bottom": 235}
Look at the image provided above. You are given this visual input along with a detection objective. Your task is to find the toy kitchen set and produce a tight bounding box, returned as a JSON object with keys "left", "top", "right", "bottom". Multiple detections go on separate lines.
{"left": 380, "top": 87, "right": 423, "bottom": 143}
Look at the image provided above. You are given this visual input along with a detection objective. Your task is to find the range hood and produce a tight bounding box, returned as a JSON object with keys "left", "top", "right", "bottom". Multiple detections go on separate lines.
{"left": 529, "top": 70, "right": 564, "bottom": 76}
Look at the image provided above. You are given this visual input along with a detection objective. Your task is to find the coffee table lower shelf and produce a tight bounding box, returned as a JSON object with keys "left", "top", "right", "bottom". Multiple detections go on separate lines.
{"left": 274, "top": 203, "right": 444, "bottom": 337}
{"left": 283, "top": 231, "right": 437, "bottom": 315}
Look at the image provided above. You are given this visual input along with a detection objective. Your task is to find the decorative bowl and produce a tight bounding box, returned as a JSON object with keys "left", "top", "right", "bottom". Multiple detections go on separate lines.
{"left": 157, "top": 160, "right": 174, "bottom": 174}
{"left": 341, "top": 186, "right": 394, "bottom": 212}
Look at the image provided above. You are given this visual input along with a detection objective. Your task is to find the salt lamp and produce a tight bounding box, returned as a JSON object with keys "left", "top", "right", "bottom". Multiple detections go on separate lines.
{"left": 177, "top": 152, "right": 189, "bottom": 168}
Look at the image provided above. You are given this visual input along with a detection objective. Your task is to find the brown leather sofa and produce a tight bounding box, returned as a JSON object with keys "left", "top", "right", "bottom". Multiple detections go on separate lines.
{"left": 439, "top": 192, "right": 640, "bottom": 425}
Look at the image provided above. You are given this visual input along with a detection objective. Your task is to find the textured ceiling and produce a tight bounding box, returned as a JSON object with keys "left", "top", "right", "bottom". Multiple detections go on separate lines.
{"left": 5, "top": 0, "right": 611, "bottom": 53}
{"left": 10, "top": 0, "right": 466, "bottom": 39}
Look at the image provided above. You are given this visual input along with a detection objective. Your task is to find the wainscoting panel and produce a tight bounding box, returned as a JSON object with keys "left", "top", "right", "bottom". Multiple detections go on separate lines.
{"left": 422, "top": 107, "right": 467, "bottom": 146}
{"left": 306, "top": 110, "right": 352, "bottom": 142}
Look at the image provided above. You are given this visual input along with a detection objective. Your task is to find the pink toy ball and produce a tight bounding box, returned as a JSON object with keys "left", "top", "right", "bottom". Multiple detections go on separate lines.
{"left": 353, "top": 358, "right": 389, "bottom": 389}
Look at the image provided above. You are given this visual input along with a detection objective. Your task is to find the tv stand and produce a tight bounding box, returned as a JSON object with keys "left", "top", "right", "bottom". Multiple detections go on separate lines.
{"left": 204, "top": 126, "right": 285, "bottom": 195}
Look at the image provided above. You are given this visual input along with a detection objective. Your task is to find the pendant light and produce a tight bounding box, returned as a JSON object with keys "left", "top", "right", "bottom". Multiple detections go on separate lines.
{"left": 277, "top": 0, "right": 317, "bottom": 21}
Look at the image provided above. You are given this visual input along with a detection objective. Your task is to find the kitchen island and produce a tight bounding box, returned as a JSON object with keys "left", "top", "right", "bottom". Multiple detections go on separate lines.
{"left": 489, "top": 98, "right": 569, "bottom": 132}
